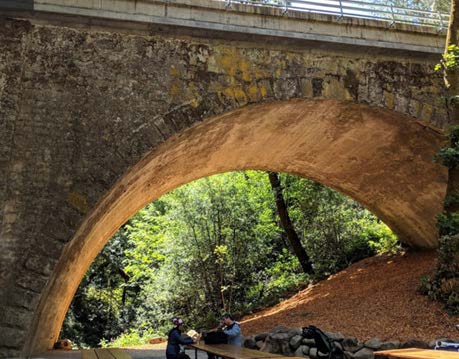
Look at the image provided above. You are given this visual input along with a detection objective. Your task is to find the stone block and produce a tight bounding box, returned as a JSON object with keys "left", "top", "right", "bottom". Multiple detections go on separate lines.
{"left": 364, "top": 338, "right": 382, "bottom": 350}
{"left": 290, "top": 335, "right": 303, "bottom": 350}
{"left": 354, "top": 348, "right": 374, "bottom": 359}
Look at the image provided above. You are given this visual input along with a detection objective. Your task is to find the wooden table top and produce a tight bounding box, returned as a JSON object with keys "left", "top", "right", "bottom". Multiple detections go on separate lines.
{"left": 375, "top": 348, "right": 459, "bottom": 359}
{"left": 82, "top": 348, "right": 132, "bottom": 359}
{"left": 191, "top": 343, "right": 283, "bottom": 359}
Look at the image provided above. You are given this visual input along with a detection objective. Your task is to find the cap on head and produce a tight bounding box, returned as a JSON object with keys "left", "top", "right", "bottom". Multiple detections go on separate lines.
{"left": 173, "top": 318, "right": 184, "bottom": 327}
{"left": 222, "top": 313, "right": 234, "bottom": 321}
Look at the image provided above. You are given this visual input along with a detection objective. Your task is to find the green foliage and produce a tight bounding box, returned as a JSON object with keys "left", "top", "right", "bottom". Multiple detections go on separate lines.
{"left": 63, "top": 171, "right": 398, "bottom": 347}
{"left": 435, "top": 45, "right": 459, "bottom": 72}
{"left": 100, "top": 328, "right": 162, "bottom": 348}
{"left": 437, "top": 212, "right": 459, "bottom": 236}
{"left": 435, "top": 146, "right": 459, "bottom": 168}
{"left": 419, "top": 235, "right": 459, "bottom": 315}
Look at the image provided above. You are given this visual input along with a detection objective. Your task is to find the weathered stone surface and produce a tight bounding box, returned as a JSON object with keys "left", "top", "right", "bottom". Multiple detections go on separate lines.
{"left": 244, "top": 337, "right": 257, "bottom": 349}
{"left": 256, "top": 340, "right": 265, "bottom": 349}
{"left": 380, "top": 341, "right": 401, "bottom": 350}
{"left": 290, "top": 335, "right": 304, "bottom": 350}
{"left": 401, "top": 339, "right": 430, "bottom": 349}
{"left": 309, "top": 348, "right": 318, "bottom": 359}
{"left": 327, "top": 332, "right": 345, "bottom": 341}
{"left": 342, "top": 337, "right": 359, "bottom": 350}
{"left": 302, "top": 338, "right": 316, "bottom": 346}
{"left": 364, "top": 338, "right": 382, "bottom": 350}
{"left": 288, "top": 328, "right": 303, "bottom": 337}
{"left": 294, "top": 346, "right": 305, "bottom": 357}
{"left": 0, "top": 9, "right": 449, "bottom": 358}
{"left": 354, "top": 348, "right": 375, "bottom": 359}
{"left": 254, "top": 333, "right": 269, "bottom": 342}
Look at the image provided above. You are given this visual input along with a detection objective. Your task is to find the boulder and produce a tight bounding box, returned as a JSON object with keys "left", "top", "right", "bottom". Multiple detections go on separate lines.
{"left": 401, "top": 339, "right": 430, "bottom": 349}
{"left": 254, "top": 333, "right": 270, "bottom": 342}
{"left": 364, "top": 338, "right": 382, "bottom": 350}
{"left": 271, "top": 333, "right": 291, "bottom": 341}
{"left": 256, "top": 340, "right": 265, "bottom": 349}
{"left": 302, "top": 338, "right": 316, "bottom": 346}
{"left": 263, "top": 332, "right": 292, "bottom": 355}
{"left": 326, "top": 332, "right": 345, "bottom": 341}
{"left": 288, "top": 328, "right": 303, "bottom": 337}
{"left": 353, "top": 348, "right": 374, "bottom": 359}
{"left": 334, "top": 342, "right": 344, "bottom": 351}
{"left": 380, "top": 341, "right": 400, "bottom": 351}
{"left": 272, "top": 326, "right": 289, "bottom": 333}
{"left": 290, "top": 335, "right": 304, "bottom": 350}
{"left": 309, "top": 348, "right": 318, "bottom": 359}
{"left": 244, "top": 337, "right": 258, "bottom": 349}
{"left": 342, "top": 337, "right": 359, "bottom": 351}
{"left": 294, "top": 346, "right": 305, "bottom": 357}
{"left": 53, "top": 339, "right": 72, "bottom": 350}
{"left": 302, "top": 345, "right": 311, "bottom": 355}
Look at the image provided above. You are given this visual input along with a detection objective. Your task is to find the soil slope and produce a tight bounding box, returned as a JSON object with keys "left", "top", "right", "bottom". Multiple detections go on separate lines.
{"left": 240, "top": 251, "right": 458, "bottom": 342}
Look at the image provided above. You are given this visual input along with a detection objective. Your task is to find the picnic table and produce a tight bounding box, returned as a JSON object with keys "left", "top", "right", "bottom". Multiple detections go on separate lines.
{"left": 82, "top": 348, "right": 132, "bottom": 359}
{"left": 375, "top": 348, "right": 459, "bottom": 359}
{"left": 191, "top": 343, "right": 302, "bottom": 359}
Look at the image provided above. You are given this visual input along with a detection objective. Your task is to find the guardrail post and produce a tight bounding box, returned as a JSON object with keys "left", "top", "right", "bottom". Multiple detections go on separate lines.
{"left": 437, "top": 9, "right": 445, "bottom": 32}
{"left": 337, "top": 0, "right": 344, "bottom": 20}
{"left": 389, "top": 0, "right": 396, "bottom": 28}
{"left": 282, "top": 0, "right": 288, "bottom": 15}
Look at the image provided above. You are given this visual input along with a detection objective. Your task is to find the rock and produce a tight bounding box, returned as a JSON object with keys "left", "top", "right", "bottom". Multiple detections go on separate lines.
{"left": 256, "top": 340, "right": 264, "bottom": 349}
{"left": 254, "top": 333, "right": 269, "bottom": 341}
{"left": 260, "top": 341, "right": 273, "bottom": 353}
{"left": 264, "top": 332, "right": 292, "bottom": 355}
{"left": 302, "top": 338, "right": 316, "bottom": 346}
{"left": 271, "top": 332, "right": 291, "bottom": 341}
{"left": 342, "top": 337, "right": 359, "bottom": 351}
{"left": 401, "top": 339, "right": 430, "bottom": 349}
{"left": 294, "top": 346, "right": 305, "bottom": 357}
{"left": 334, "top": 342, "right": 344, "bottom": 351}
{"left": 272, "top": 326, "right": 289, "bottom": 333}
{"left": 244, "top": 337, "right": 258, "bottom": 349}
{"left": 364, "top": 338, "right": 382, "bottom": 350}
{"left": 288, "top": 328, "right": 303, "bottom": 337}
{"left": 290, "top": 335, "right": 304, "bottom": 350}
{"left": 344, "top": 351, "right": 355, "bottom": 359}
{"left": 309, "top": 348, "right": 318, "bottom": 359}
{"left": 354, "top": 348, "right": 374, "bottom": 359}
{"left": 380, "top": 341, "right": 400, "bottom": 351}
{"left": 302, "top": 345, "right": 311, "bottom": 355}
{"left": 326, "top": 332, "right": 345, "bottom": 341}
{"left": 53, "top": 339, "right": 72, "bottom": 350}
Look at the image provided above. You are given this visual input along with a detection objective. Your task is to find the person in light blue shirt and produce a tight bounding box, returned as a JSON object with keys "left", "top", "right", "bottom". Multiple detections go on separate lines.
{"left": 219, "top": 313, "right": 242, "bottom": 347}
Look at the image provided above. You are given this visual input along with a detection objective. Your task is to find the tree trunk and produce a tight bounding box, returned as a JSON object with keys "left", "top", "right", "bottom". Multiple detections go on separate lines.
{"left": 268, "top": 171, "right": 314, "bottom": 274}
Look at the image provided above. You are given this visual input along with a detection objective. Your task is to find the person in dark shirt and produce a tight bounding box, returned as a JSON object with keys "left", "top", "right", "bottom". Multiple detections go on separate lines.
{"left": 166, "top": 318, "right": 196, "bottom": 359}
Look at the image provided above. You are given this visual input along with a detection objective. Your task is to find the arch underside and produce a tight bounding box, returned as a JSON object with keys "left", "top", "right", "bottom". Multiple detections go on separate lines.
{"left": 27, "top": 99, "right": 447, "bottom": 355}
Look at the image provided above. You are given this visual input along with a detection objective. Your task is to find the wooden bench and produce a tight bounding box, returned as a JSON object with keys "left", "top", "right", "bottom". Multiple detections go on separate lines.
{"left": 375, "top": 348, "right": 459, "bottom": 359}
{"left": 82, "top": 348, "right": 132, "bottom": 359}
{"left": 191, "top": 343, "right": 303, "bottom": 359}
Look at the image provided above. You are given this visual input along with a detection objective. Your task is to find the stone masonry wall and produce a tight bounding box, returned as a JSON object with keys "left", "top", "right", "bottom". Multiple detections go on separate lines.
{"left": 0, "top": 17, "right": 447, "bottom": 357}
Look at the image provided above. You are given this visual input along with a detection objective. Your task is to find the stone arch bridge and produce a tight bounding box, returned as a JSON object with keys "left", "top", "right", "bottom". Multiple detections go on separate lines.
{"left": 0, "top": 0, "right": 451, "bottom": 357}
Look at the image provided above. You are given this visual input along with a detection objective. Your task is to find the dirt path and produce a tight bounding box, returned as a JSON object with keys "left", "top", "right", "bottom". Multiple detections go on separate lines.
{"left": 240, "top": 251, "right": 458, "bottom": 342}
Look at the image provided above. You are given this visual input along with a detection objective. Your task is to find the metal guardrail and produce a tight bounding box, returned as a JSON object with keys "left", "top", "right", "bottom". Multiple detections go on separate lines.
{"left": 219, "top": 0, "right": 450, "bottom": 30}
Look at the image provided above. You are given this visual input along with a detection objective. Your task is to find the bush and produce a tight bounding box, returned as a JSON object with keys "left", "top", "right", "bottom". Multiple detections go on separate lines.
{"left": 100, "top": 328, "right": 164, "bottom": 348}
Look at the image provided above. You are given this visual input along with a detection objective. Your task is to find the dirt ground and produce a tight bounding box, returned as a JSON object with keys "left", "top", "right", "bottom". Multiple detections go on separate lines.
{"left": 240, "top": 250, "right": 459, "bottom": 342}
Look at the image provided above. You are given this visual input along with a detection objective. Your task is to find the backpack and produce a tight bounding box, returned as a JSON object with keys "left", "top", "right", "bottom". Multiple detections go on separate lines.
{"left": 203, "top": 331, "right": 228, "bottom": 344}
{"left": 302, "top": 325, "right": 344, "bottom": 359}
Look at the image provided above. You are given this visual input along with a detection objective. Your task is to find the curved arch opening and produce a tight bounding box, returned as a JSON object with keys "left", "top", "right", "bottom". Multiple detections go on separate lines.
{"left": 27, "top": 99, "right": 447, "bottom": 355}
